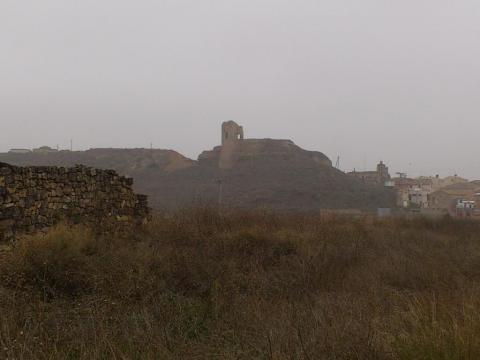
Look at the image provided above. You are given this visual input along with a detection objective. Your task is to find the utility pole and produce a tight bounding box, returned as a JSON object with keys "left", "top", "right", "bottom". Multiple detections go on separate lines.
{"left": 216, "top": 179, "right": 223, "bottom": 207}
{"left": 70, "top": 139, "right": 73, "bottom": 152}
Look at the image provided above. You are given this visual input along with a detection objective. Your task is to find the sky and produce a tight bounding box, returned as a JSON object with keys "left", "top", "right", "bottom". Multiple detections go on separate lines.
{"left": 1, "top": 0, "right": 480, "bottom": 179}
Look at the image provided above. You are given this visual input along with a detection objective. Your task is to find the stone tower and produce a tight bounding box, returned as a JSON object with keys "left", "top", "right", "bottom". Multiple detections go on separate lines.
{"left": 222, "top": 121, "right": 244, "bottom": 146}
{"left": 377, "top": 161, "right": 390, "bottom": 181}
{"left": 220, "top": 121, "right": 244, "bottom": 169}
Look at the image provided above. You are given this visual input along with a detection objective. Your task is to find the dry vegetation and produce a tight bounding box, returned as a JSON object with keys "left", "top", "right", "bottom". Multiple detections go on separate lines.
{"left": 1, "top": 209, "right": 480, "bottom": 359}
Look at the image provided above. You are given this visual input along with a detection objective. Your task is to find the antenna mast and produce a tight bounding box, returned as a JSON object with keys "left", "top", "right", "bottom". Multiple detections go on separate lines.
{"left": 335, "top": 156, "right": 340, "bottom": 169}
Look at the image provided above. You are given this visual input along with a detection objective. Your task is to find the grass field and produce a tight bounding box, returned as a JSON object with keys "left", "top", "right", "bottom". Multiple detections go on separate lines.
{"left": 1, "top": 208, "right": 480, "bottom": 359}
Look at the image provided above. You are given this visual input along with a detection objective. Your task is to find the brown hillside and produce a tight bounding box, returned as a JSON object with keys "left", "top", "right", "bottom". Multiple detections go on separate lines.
{"left": 0, "top": 144, "right": 394, "bottom": 211}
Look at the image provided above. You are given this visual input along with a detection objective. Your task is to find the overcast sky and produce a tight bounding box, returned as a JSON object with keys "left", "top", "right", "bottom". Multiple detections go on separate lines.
{"left": 1, "top": 1, "right": 479, "bottom": 178}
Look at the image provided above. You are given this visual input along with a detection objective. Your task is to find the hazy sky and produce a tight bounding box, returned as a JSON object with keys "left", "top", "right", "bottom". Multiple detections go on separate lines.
{"left": 1, "top": 1, "right": 480, "bottom": 178}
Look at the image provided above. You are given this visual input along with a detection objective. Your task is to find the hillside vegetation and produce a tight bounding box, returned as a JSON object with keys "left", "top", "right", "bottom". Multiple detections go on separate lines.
{"left": 1, "top": 209, "right": 479, "bottom": 359}
{"left": 0, "top": 147, "right": 395, "bottom": 210}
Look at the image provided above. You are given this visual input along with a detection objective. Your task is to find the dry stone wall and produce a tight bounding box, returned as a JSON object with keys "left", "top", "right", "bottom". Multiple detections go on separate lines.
{"left": 0, "top": 162, "right": 149, "bottom": 241}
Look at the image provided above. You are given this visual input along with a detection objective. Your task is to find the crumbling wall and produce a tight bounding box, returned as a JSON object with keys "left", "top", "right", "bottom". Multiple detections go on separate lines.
{"left": 220, "top": 121, "right": 244, "bottom": 169}
{"left": 221, "top": 121, "right": 244, "bottom": 146}
{"left": 0, "top": 163, "right": 149, "bottom": 241}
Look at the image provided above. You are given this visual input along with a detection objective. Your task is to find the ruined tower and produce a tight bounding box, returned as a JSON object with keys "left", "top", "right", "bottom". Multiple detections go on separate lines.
{"left": 377, "top": 161, "right": 390, "bottom": 181}
{"left": 222, "top": 121, "right": 244, "bottom": 146}
{"left": 220, "top": 121, "right": 244, "bottom": 169}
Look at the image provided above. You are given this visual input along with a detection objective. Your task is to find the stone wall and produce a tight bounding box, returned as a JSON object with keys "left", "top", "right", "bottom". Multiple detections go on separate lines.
{"left": 0, "top": 162, "right": 150, "bottom": 241}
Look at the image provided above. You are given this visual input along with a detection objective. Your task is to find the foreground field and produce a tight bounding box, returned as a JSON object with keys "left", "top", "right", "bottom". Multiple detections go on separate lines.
{"left": 1, "top": 209, "right": 480, "bottom": 359}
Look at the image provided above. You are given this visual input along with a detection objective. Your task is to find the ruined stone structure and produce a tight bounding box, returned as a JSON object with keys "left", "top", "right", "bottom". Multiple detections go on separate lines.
{"left": 201, "top": 120, "right": 333, "bottom": 170}
{"left": 348, "top": 161, "right": 391, "bottom": 187}
{"left": 222, "top": 120, "right": 244, "bottom": 146}
{"left": 0, "top": 163, "right": 149, "bottom": 241}
{"left": 0, "top": 123, "right": 395, "bottom": 212}
{"left": 220, "top": 121, "right": 244, "bottom": 169}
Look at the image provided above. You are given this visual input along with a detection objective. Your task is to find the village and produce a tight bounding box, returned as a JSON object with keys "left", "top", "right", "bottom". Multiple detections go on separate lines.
{"left": 4, "top": 121, "right": 479, "bottom": 219}
{"left": 348, "top": 162, "right": 479, "bottom": 218}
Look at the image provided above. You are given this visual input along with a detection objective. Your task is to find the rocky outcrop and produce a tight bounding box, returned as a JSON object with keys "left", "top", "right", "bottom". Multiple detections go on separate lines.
{"left": 0, "top": 163, "right": 149, "bottom": 241}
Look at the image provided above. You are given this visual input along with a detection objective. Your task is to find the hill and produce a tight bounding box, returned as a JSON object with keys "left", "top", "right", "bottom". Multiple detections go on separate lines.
{"left": 0, "top": 142, "right": 394, "bottom": 211}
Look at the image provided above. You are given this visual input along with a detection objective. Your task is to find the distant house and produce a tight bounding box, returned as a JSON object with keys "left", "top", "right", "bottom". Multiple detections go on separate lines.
{"left": 408, "top": 187, "right": 429, "bottom": 208}
{"left": 456, "top": 199, "right": 476, "bottom": 218}
{"left": 347, "top": 161, "right": 391, "bottom": 187}
{"left": 429, "top": 181, "right": 480, "bottom": 216}
{"left": 8, "top": 149, "right": 32, "bottom": 154}
{"left": 33, "top": 146, "right": 58, "bottom": 154}
{"left": 417, "top": 175, "right": 468, "bottom": 192}
{"left": 391, "top": 175, "right": 470, "bottom": 209}
{"left": 392, "top": 177, "right": 417, "bottom": 208}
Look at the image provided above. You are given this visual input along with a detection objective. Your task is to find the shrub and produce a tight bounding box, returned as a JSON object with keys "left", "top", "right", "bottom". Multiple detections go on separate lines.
{"left": 0, "top": 210, "right": 479, "bottom": 358}
{"left": 1, "top": 225, "right": 97, "bottom": 299}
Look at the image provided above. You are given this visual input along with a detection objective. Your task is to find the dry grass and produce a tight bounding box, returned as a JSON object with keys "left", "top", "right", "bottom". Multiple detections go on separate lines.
{"left": 1, "top": 208, "right": 480, "bottom": 359}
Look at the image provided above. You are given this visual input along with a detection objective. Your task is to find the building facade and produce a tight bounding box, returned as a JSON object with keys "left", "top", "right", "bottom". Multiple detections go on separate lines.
{"left": 347, "top": 161, "right": 391, "bottom": 187}
{"left": 8, "top": 149, "right": 32, "bottom": 154}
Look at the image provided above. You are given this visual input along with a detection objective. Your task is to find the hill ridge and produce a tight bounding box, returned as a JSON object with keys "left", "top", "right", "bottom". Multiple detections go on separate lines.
{"left": 0, "top": 142, "right": 394, "bottom": 211}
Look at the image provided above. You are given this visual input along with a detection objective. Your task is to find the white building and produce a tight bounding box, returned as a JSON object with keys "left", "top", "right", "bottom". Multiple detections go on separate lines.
{"left": 33, "top": 146, "right": 58, "bottom": 154}
{"left": 408, "top": 187, "right": 429, "bottom": 208}
{"left": 456, "top": 199, "right": 475, "bottom": 218}
{"left": 8, "top": 149, "right": 32, "bottom": 154}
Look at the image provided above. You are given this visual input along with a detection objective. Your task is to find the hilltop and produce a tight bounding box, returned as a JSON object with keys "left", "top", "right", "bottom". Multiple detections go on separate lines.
{"left": 0, "top": 123, "right": 395, "bottom": 211}
{"left": 0, "top": 148, "right": 194, "bottom": 175}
